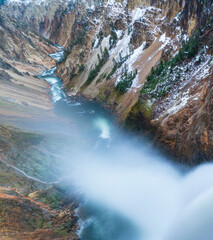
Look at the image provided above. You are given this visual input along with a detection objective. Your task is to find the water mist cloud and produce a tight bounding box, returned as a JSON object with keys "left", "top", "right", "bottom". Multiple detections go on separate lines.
{"left": 64, "top": 123, "right": 213, "bottom": 240}
{"left": 65, "top": 131, "right": 182, "bottom": 240}
{"left": 41, "top": 50, "right": 213, "bottom": 240}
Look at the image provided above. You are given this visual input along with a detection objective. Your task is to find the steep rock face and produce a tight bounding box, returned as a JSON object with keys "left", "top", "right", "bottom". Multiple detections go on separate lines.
{"left": 125, "top": 0, "right": 213, "bottom": 164}
{"left": 126, "top": 61, "right": 213, "bottom": 164}
{"left": 0, "top": 10, "right": 55, "bottom": 70}
{"left": 3, "top": 0, "right": 68, "bottom": 38}
{"left": 181, "top": 0, "right": 212, "bottom": 32}
{"left": 0, "top": 5, "right": 58, "bottom": 166}
{"left": 128, "top": 0, "right": 183, "bottom": 20}
{"left": 4, "top": 0, "right": 120, "bottom": 43}
{"left": 55, "top": 0, "right": 186, "bottom": 117}
{"left": 0, "top": 10, "right": 59, "bottom": 121}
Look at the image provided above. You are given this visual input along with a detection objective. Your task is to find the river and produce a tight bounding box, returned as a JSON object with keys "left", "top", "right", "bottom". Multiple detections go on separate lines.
{"left": 39, "top": 48, "right": 213, "bottom": 240}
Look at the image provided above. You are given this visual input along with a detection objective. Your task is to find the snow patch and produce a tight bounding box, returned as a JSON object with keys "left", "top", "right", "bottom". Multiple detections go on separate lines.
{"left": 159, "top": 33, "right": 166, "bottom": 43}
{"left": 160, "top": 49, "right": 212, "bottom": 119}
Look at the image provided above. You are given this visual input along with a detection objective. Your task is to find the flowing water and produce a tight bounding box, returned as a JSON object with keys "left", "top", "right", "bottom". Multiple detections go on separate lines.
{"left": 39, "top": 48, "right": 213, "bottom": 240}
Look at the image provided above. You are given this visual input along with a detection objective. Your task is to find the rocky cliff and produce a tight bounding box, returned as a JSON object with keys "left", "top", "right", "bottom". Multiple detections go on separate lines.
{"left": 125, "top": 0, "right": 213, "bottom": 164}
{"left": 0, "top": 9, "right": 57, "bottom": 118}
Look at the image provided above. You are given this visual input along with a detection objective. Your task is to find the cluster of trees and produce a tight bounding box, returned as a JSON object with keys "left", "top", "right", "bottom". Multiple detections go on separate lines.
{"left": 96, "top": 30, "right": 104, "bottom": 48}
{"left": 141, "top": 33, "right": 201, "bottom": 98}
{"left": 69, "top": 64, "right": 85, "bottom": 80}
{"left": 57, "top": 26, "right": 87, "bottom": 64}
{"left": 171, "top": 34, "right": 200, "bottom": 67}
{"left": 83, "top": 47, "right": 109, "bottom": 87}
{"left": 70, "top": 67, "right": 77, "bottom": 79}
{"left": 109, "top": 29, "right": 118, "bottom": 49}
{"left": 78, "top": 64, "right": 85, "bottom": 73}
{"left": 107, "top": 52, "right": 130, "bottom": 80}
{"left": 116, "top": 64, "right": 137, "bottom": 94}
{"left": 146, "top": 60, "right": 164, "bottom": 82}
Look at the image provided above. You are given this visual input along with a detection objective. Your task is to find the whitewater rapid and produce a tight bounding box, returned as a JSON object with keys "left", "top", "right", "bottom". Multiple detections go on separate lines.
{"left": 43, "top": 47, "right": 213, "bottom": 240}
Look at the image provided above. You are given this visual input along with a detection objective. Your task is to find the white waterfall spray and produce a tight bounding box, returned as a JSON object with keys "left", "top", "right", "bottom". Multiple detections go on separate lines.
{"left": 67, "top": 130, "right": 213, "bottom": 240}
{"left": 45, "top": 47, "right": 213, "bottom": 240}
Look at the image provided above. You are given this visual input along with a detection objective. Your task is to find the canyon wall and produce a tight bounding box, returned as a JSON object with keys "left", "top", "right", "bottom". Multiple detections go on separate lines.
{"left": 0, "top": 9, "right": 58, "bottom": 122}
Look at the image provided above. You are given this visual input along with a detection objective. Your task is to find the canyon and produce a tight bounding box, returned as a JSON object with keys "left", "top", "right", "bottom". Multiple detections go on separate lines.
{"left": 0, "top": 0, "right": 212, "bottom": 239}
{"left": 4, "top": 0, "right": 212, "bottom": 164}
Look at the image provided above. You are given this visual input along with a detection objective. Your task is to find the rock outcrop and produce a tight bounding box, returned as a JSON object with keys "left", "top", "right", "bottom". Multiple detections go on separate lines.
{"left": 125, "top": 0, "right": 213, "bottom": 164}
{"left": 0, "top": 9, "right": 57, "bottom": 118}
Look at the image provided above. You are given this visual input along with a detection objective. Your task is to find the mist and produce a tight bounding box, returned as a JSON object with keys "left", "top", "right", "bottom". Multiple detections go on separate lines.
{"left": 38, "top": 49, "right": 213, "bottom": 240}
{"left": 52, "top": 113, "right": 213, "bottom": 240}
